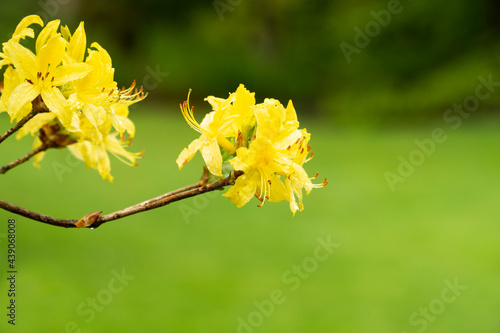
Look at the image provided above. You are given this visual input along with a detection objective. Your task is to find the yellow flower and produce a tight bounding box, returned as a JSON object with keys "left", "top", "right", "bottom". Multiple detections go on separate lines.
{"left": 3, "top": 29, "right": 91, "bottom": 123}
{"left": 223, "top": 137, "right": 291, "bottom": 207}
{"left": 229, "top": 95, "right": 326, "bottom": 214}
{"left": 176, "top": 90, "right": 237, "bottom": 177}
{"left": 176, "top": 84, "right": 326, "bottom": 213}
{"left": 0, "top": 15, "right": 146, "bottom": 181}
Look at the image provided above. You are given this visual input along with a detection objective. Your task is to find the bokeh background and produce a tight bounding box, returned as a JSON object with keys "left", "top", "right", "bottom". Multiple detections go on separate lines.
{"left": 1, "top": 0, "right": 500, "bottom": 332}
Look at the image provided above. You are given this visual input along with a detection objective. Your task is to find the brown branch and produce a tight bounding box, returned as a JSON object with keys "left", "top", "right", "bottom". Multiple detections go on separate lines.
{"left": 0, "top": 171, "right": 243, "bottom": 229}
{"left": 0, "top": 143, "right": 50, "bottom": 174}
{"left": 0, "top": 109, "right": 43, "bottom": 145}
{"left": 94, "top": 171, "right": 242, "bottom": 227}
{"left": 0, "top": 199, "right": 78, "bottom": 228}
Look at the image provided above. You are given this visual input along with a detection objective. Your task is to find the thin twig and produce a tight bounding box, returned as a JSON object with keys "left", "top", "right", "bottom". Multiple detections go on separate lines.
{"left": 0, "top": 199, "right": 78, "bottom": 228}
{"left": 0, "top": 109, "right": 42, "bottom": 145}
{"left": 0, "top": 171, "right": 243, "bottom": 229}
{"left": 0, "top": 143, "right": 50, "bottom": 174}
{"left": 94, "top": 171, "right": 243, "bottom": 227}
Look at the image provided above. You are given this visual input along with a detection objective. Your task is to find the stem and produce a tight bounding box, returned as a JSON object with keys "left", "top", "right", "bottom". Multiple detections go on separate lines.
{"left": 0, "top": 143, "right": 49, "bottom": 175}
{"left": 0, "top": 171, "right": 243, "bottom": 229}
{"left": 0, "top": 200, "right": 78, "bottom": 228}
{"left": 95, "top": 172, "right": 242, "bottom": 227}
{"left": 0, "top": 109, "right": 42, "bottom": 145}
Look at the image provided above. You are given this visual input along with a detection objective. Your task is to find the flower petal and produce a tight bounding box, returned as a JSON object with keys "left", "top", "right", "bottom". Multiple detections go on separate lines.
{"left": 41, "top": 87, "right": 69, "bottom": 124}
{"left": 32, "top": 136, "right": 47, "bottom": 168}
{"left": 35, "top": 19, "right": 60, "bottom": 54}
{"left": 81, "top": 103, "right": 103, "bottom": 143}
{"left": 3, "top": 41, "right": 38, "bottom": 80}
{"left": 267, "top": 175, "right": 289, "bottom": 203}
{"left": 67, "top": 22, "right": 86, "bottom": 63}
{"left": 223, "top": 172, "right": 259, "bottom": 207}
{"left": 233, "top": 84, "right": 255, "bottom": 116}
{"left": 111, "top": 114, "right": 135, "bottom": 137}
{"left": 7, "top": 82, "right": 39, "bottom": 119}
{"left": 11, "top": 15, "right": 44, "bottom": 41}
{"left": 16, "top": 113, "right": 56, "bottom": 139}
{"left": 37, "top": 34, "right": 66, "bottom": 73}
{"left": 201, "top": 138, "right": 223, "bottom": 177}
{"left": 52, "top": 63, "right": 92, "bottom": 86}
{"left": 176, "top": 138, "right": 204, "bottom": 170}
{"left": 105, "top": 133, "right": 140, "bottom": 166}
{"left": 1, "top": 66, "right": 26, "bottom": 118}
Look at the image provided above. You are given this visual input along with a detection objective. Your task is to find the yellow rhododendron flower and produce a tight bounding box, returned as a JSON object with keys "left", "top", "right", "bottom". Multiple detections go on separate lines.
{"left": 177, "top": 84, "right": 326, "bottom": 214}
{"left": 0, "top": 15, "right": 146, "bottom": 181}
{"left": 226, "top": 99, "right": 325, "bottom": 215}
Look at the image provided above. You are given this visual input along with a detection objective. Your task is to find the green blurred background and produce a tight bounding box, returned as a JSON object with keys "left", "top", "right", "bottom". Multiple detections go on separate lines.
{"left": 1, "top": 0, "right": 500, "bottom": 332}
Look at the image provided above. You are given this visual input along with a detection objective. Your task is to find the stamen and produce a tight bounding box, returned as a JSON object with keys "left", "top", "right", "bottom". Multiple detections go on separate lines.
{"left": 180, "top": 89, "right": 205, "bottom": 135}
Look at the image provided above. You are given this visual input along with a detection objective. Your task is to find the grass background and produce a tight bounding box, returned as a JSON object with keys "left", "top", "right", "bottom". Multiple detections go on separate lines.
{"left": 1, "top": 104, "right": 500, "bottom": 332}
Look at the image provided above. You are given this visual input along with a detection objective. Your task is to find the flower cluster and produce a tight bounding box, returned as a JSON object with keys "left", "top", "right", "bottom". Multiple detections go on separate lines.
{"left": 177, "top": 84, "right": 327, "bottom": 214}
{"left": 0, "top": 15, "right": 146, "bottom": 181}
